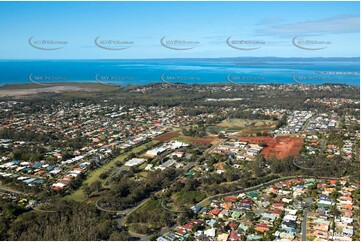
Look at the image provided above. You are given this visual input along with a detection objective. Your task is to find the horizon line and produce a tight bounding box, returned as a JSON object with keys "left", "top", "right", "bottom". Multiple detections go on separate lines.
{"left": 0, "top": 56, "right": 360, "bottom": 61}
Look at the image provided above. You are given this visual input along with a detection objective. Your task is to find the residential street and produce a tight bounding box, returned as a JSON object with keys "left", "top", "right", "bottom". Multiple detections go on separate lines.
{"left": 302, "top": 209, "right": 308, "bottom": 241}
{"left": 301, "top": 197, "right": 313, "bottom": 241}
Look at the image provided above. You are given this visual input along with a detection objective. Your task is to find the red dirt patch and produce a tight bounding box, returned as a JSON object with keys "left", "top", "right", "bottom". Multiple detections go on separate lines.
{"left": 239, "top": 136, "right": 304, "bottom": 160}
{"left": 154, "top": 131, "right": 180, "bottom": 142}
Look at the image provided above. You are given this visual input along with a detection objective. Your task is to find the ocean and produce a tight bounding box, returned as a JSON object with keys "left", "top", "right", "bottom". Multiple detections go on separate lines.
{"left": 0, "top": 58, "right": 359, "bottom": 86}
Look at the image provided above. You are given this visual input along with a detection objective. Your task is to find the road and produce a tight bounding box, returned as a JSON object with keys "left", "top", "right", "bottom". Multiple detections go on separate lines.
{"left": 128, "top": 224, "right": 177, "bottom": 241}
{"left": 95, "top": 133, "right": 340, "bottom": 240}
{"left": 95, "top": 195, "right": 150, "bottom": 215}
{"left": 302, "top": 209, "right": 308, "bottom": 241}
{"left": 96, "top": 196, "right": 154, "bottom": 241}
{"left": 206, "top": 139, "right": 225, "bottom": 153}
{"left": 113, "top": 140, "right": 223, "bottom": 239}
{"left": 196, "top": 175, "right": 305, "bottom": 206}
{"left": 292, "top": 158, "right": 322, "bottom": 171}
{"left": 354, "top": 138, "right": 359, "bottom": 161}
{"left": 320, "top": 139, "right": 327, "bottom": 150}
{"left": 0, "top": 181, "right": 28, "bottom": 196}
{"left": 30, "top": 204, "right": 58, "bottom": 213}
{"left": 171, "top": 139, "right": 224, "bottom": 172}
{"left": 197, "top": 175, "right": 341, "bottom": 207}
{"left": 103, "top": 167, "right": 128, "bottom": 187}
{"left": 301, "top": 197, "right": 313, "bottom": 241}
{"left": 160, "top": 199, "right": 187, "bottom": 213}
{"left": 301, "top": 116, "right": 312, "bottom": 132}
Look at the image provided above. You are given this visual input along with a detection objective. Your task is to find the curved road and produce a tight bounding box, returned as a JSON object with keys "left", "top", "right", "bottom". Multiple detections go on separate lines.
{"left": 160, "top": 199, "right": 187, "bottom": 213}
{"left": 30, "top": 202, "right": 59, "bottom": 213}
{"left": 196, "top": 175, "right": 342, "bottom": 207}
{"left": 95, "top": 197, "right": 149, "bottom": 215}
{"left": 0, "top": 182, "right": 28, "bottom": 196}
{"left": 292, "top": 159, "right": 323, "bottom": 170}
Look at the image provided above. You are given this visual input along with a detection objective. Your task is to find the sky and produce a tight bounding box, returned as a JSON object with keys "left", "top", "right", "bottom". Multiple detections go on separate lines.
{"left": 0, "top": 1, "right": 359, "bottom": 59}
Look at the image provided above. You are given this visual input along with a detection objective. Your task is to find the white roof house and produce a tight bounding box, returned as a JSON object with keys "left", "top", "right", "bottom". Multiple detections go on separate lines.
{"left": 125, "top": 158, "right": 146, "bottom": 167}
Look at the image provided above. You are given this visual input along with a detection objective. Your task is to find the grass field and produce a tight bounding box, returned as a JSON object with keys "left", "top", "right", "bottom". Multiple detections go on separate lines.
{"left": 207, "top": 118, "right": 277, "bottom": 135}
{"left": 199, "top": 199, "right": 211, "bottom": 207}
{"left": 65, "top": 140, "right": 159, "bottom": 202}
{"left": 175, "top": 135, "right": 220, "bottom": 145}
{"left": 217, "top": 118, "right": 275, "bottom": 129}
{"left": 174, "top": 136, "right": 193, "bottom": 144}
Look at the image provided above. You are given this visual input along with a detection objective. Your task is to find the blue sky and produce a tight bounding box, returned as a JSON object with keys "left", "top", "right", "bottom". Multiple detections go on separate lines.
{"left": 0, "top": 1, "right": 359, "bottom": 59}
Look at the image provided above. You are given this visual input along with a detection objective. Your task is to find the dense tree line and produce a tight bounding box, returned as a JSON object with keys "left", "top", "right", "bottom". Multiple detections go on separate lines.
{"left": 0, "top": 200, "right": 26, "bottom": 240}
{"left": 1, "top": 83, "right": 358, "bottom": 113}
{"left": 2, "top": 200, "right": 128, "bottom": 241}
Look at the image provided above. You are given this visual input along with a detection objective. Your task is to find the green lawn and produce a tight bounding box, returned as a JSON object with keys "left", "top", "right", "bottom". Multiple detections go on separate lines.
{"left": 199, "top": 199, "right": 211, "bottom": 207}
{"left": 174, "top": 136, "right": 193, "bottom": 144}
{"left": 65, "top": 140, "right": 159, "bottom": 202}
{"left": 217, "top": 118, "right": 276, "bottom": 129}
{"left": 138, "top": 161, "right": 149, "bottom": 170}
{"left": 207, "top": 119, "right": 276, "bottom": 133}
{"left": 172, "top": 190, "right": 206, "bottom": 206}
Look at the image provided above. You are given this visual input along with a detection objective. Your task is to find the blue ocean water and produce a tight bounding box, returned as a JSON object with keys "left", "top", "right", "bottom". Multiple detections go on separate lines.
{"left": 0, "top": 58, "right": 359, "bottom": 86}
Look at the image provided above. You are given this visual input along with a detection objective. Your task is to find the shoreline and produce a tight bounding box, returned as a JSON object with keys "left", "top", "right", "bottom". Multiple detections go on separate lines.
{"left": 0, "top": 81, "right": 358, "bottom": 89}
{"left": 0, "top": 81, "right": 358, "bottom": 97}
{"left": 0, "top": 82, "right": 119, "bottom": 97}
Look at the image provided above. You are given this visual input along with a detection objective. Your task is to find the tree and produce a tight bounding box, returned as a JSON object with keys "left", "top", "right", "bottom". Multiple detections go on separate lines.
{"left": 7, "top": 200, "right": 116, "bottom": 240}
{"left": 218, "top": 133, "right": 227, "bottom": 139}
{"left": 83, "top": 184, "right": 92, "bottom": 198}
{"left": 109, "top": 231, "right": 129, "bottom": 241}
{"left": 258, "top": 141, "right": 267, "bottom": 147}
{"left": 99, "top": 172, "right": 109, "bottom": 180}
{"left": 90, "top": 181, "right": 102, "bottom": 193}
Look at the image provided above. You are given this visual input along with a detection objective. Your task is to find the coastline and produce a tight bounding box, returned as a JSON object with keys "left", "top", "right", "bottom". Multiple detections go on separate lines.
{"left": 0, "top": 82, "right": 119, "bottom": 97}
{"left": 0, "top": 81, "right": 358, "bottom": 98}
